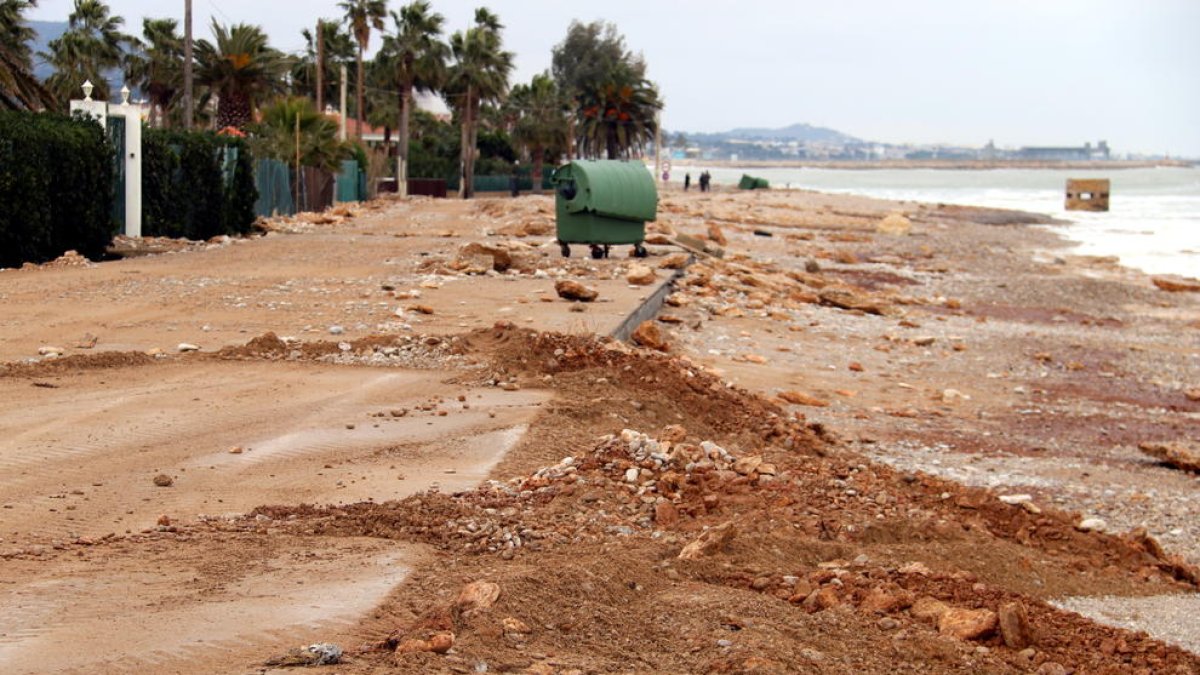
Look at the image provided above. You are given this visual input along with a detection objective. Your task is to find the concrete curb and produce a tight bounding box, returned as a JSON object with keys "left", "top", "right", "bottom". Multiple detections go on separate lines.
{"left": 610, "top": 257, "right": 694, "bottom": 342}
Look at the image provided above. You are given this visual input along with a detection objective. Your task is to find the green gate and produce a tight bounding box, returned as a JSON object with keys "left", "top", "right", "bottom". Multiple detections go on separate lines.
{"left": 106, "top": 116, "right": 125, "bottom": 231}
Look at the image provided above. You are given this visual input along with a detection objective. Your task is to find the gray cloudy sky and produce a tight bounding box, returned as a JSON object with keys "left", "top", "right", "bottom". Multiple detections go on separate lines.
{"left": 29, "top": 0, "right": 1200, "bottom": 156}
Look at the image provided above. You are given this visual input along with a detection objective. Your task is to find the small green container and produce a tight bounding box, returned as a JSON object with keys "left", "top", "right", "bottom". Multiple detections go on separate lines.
{"left": 552, "top": 160, "right": 658, "bottom": 258}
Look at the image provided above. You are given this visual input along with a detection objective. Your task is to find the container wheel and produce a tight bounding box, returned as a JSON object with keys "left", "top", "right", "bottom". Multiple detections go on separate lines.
{"left": 633, "top": 244, "right": 648, "bottom": 258}
{"left": 559, "top": 242, "right": 571, "bottom": 258}
{"left": 590, "top": 245, "right": 604, "bottom": 260}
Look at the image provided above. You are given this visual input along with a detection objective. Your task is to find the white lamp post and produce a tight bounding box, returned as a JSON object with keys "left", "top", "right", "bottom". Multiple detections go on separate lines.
{"left": 81, "top": 79, "right": 94, "bottom": 101}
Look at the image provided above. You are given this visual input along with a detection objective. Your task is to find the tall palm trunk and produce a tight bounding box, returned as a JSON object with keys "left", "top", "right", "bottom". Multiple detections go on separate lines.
{"left": 459, "top": 85, "right": 473, "bottom": 198}
{"left": 397, "top": 80, "right": 411, "bottom": 198}
{"left": 355, "top": 42, "right": 365, "bottom": 139}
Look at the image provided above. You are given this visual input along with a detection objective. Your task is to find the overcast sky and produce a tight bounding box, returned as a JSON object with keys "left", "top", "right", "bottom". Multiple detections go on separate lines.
{"left": 28, "top": 0, "right": 1200, "bottom": 156}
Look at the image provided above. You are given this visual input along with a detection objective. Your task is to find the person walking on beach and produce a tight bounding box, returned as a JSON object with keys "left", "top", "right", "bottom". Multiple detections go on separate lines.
{"left": 684, "top": 173, "right": 691, "bottom": 191}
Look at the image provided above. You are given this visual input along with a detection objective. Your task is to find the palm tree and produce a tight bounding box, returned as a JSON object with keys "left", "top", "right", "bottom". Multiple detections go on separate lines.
{"left": 0, "top": 0, "right": 53, "bottom": 110}
{"left": 576, "top": 62, "right": 661, "bottom": 160}
{"left": 338, "top": 0, "right": 387, "bottom": 139}
{"left": 252, "top": 96, "right": 347, "bottom": 172}
{"left": 127, "top": 18, "right": 183, "bottom": 127}
{"left": 378, "top": 0, "right": 446, "bottom": 196}
{"left": 41, "top": 0, "right": 131, "bottom": 108}
{"left": 508, "top": 72, "right": 568, "bottom": 195}
{"left": 194, "top": 21, "right": 288, "bottom": 130}
{"left": 447, "top": 7, "right": 512, "bottom": 198}
{"left": 294, "top": 20, "right": 354, "bottom": 112}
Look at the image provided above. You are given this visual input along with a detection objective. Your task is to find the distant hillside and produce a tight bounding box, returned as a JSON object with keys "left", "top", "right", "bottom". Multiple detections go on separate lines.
{"left": 722, "top": 123, "right": 859, "bottom": 144}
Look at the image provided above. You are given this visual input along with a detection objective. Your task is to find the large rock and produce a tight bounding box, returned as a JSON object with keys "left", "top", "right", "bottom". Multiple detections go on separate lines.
{"left": 778, "top": 390, "right": 829, "bottom": 407}
{"left": 1137, "top": 441, "right": 1200, "bottom": 472}
{"left": 938, "top": 607, "right": 998, "bottom": 641}
{"left": 555, "top": 280, "right": 598, "bottom": 302}
{"left": 455, "top": 581, "right": 501, "bottom": 612}
{"left": 678, "top": 521, "right": 736, "bottom": 560}
{"left": 626, "top": 264, "right": 657, "bottom": 286}
{"left": 911, "top": 596, "right": 949, "bottom": 623}
{"left": 1152, "top": 275, "right": 1200, "bottom": 293}
{"left": 998, "top": 602, "right": 1035, "bottom": 648}
{"left": 819, "top": 288, "right": 897, "bottom": 316}
{"left": 631, "top": 320, "right": 669, "bottom": 352}
{"left": 876, "top": 213, "right": 913, "bottom": 235}
{"left": 707, "top": 224, "right": 728, "bottom": 246}
{"left": 454, "top": 243, "right": 512, "bottom": 274}
{"left": 659, "top": 253, "right": 690, "bottom": 270}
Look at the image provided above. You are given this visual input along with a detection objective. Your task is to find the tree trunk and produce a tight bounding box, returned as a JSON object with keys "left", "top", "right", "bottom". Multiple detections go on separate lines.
{"left": 355, "top": 43, "right": 365, "bottom": 139}
{"left": 398, "top": 81, "right": 411, "bottom": 198}
{"left": 532, "top": 146, "right": 543, "bottom": 196}
{"left": 459, "top": 86, "right": 473, "bottom": 199}
{"left": 467, "top": 96, "right": 479, "bottom": 199}
{"left": 217, "top": 89, "right": 251, "bottom": 130}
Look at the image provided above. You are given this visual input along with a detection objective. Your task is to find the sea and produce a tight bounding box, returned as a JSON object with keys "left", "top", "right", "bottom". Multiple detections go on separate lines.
{"left": 681, "top": 166, "right": 1200, "bottom": 278}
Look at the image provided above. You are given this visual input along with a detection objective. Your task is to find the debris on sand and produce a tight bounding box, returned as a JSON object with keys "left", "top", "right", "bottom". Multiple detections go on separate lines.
{"left": 264, "top": 642, "right": 343, "bottom": 667}
{"left": 152, "top": 474, "right": 174, "bottom": 487}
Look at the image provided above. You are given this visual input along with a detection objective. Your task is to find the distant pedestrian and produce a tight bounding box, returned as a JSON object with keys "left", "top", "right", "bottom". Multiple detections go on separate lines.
{"left": 684, "top": 173, "right": 691, "bottom": 191}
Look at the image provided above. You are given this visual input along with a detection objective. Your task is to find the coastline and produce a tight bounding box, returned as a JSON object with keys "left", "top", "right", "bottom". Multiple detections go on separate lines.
{"left": 686, "top": 159, "right": 1194, "bottom": 171}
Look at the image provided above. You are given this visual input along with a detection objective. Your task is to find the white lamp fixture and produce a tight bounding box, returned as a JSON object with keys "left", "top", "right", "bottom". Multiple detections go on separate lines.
{"left": 81, "top": 80, "right": 94, "bottom": 101}
{"left": 120, "top": 84, "right": 131, "bottom": 105}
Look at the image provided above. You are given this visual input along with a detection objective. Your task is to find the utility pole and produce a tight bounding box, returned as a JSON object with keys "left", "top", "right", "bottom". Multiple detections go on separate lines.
{"left": 184, "top": 0, "right": 194, "bottom": 129}
{"left": 315, "top": 20, "right": 324, "bottom": 114}
{"left": 654, "top": 112, "right": 662, "bottom": 182}
{"left": 339, "top": 64, "right": 348, "bottom": 141}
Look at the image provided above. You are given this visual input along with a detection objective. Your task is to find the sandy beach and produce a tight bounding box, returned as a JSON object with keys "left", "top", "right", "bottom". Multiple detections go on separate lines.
{"left": 1, "top": 186, "right": 1198, "bottom": 673}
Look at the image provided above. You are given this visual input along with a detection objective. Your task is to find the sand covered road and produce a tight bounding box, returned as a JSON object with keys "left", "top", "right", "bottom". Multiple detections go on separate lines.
{"left": 2, "top": 188, "right": 1199, "bottom": 672}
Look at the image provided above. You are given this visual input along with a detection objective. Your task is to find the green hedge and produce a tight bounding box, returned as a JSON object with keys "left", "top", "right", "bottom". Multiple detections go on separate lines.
{"left": 0, "top": 111, "right": 114, "bottom": 268}
{"left": 143, "top": 130, "right": 258, "bottom": 240}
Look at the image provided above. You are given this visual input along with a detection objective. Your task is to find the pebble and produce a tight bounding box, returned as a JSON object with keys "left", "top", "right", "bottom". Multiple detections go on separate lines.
{"left": 329, "top": 325, "right": 345, "bottom": 335}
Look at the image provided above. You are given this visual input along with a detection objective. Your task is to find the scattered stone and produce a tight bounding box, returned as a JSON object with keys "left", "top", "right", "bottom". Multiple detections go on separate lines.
{"left": 626, "top": 264, "right": 657, "bottom": 286}
{"left": 502, "top": 617, "right": 531, "bottom": 635}
{"left": 778, "top": 390, "right": 829, "bottom": 407}
{"left": 156, "top": 514, "right": 171, "bottom": 527}
{"left": 1184, "top": 388, "right": 1200, "bottom": 402}
{"left": 177, "top": 343, "right": 200, "bottom": 353}
{"left": 38, "top": 345, "right": 65, "bottom": 356}
{"left": 1137, "top": 441, "right": 1200, "bottom": 472}
{"left": 407, "top": 304, "right": 435, "bottom": 315}
{"left": 152, "top": 474, "right": 174, "bottom": 487}
{"left": 228, "top": 446, "right": 244, "bottom": 454}
{"left": 938, "top": 607, "right": 998, "bottom": 641}
{"left": 554, "top": 280, "right": 598, "bottom": 302}
{"left": 732, "top": 455, "right": 764, "bottom": 476}
{"left": 631, "top": 320, "right": 669, "bottom": 352}
{"left": 1076, "top": 517, "right": 1107, "bottom": 532}
{"left": 802, "top": 587, "right": 840, "bottom": 613}
{"left": 998, "top": 602, "right": 1035, "bottom": 649}
{"left": 912, "top": 336, "right": 936, "bottom": 347}
{"left": 654, "top": 501, "right": 680, "bottom": 526}
{"left": 707, "top": 224, "right": 728, "bottom": 246}
{"left": 328, "top": 326, "right": 345, "bottom": 335}
{"left": 678, "top": 521, "right": 736, "bottom": 560}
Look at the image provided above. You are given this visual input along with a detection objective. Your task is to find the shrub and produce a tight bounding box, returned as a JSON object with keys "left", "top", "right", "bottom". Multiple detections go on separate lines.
{"left": 0, "top": 110, "right": 114, "bottom": 268}
{"left": 142, "top": 129, "right": 258, "bottom": 240}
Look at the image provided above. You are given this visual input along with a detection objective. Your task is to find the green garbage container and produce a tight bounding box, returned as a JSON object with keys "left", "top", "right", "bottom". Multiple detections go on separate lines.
{"left": 551, "top": 160, "right": 658, "bottom": 259}
{"left": 738, "top": 174, "right": 770, "bottom": 190}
